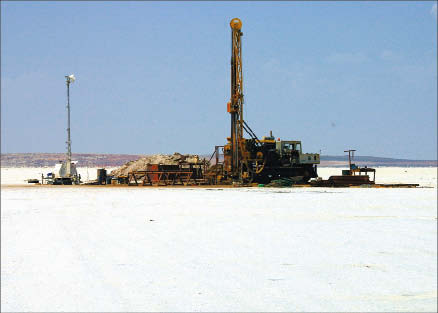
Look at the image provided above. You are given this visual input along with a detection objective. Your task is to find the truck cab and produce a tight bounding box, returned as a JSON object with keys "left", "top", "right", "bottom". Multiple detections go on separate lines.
{"left": 275, "top": 140, "right": 320, "bottom": 165}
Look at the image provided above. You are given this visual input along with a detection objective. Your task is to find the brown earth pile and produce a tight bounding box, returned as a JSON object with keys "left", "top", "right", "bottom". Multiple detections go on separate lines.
{"left": 110, "top": 153, "right": 207, "bottom": 177}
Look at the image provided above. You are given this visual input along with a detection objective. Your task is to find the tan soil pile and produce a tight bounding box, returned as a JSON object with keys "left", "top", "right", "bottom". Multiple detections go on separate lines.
{"left": 110, "top": 153, "right": 207, "bottom": 177}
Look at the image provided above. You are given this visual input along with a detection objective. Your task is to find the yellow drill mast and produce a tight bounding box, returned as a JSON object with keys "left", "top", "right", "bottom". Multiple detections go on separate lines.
{"left": 226, "top": 18, "right": 245, "bottom": 178}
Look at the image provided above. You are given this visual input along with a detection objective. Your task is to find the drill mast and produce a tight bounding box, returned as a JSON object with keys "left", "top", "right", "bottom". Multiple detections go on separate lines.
{"left": 228, "top": 18, "right": 244, "bottom": 178}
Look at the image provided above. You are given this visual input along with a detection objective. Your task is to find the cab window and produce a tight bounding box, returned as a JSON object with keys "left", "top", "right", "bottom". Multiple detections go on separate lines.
{"left": 283, "top": 143, "right": 293, "bottom": 150}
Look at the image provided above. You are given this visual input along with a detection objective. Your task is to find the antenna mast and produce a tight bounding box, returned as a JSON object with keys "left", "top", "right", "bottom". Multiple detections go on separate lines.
{"left": 65, "top": 74, "right": 75, "bottom": 176}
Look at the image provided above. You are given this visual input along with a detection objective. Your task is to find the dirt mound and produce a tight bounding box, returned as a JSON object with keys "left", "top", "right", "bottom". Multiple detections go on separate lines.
{"left": 110, "top": 153, "right": 207, "bottom": 177}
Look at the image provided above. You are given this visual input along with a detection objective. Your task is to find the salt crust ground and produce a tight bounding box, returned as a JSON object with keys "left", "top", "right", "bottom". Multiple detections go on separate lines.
{"left": 1, "top": 167, "right": 437, "bottom": 311}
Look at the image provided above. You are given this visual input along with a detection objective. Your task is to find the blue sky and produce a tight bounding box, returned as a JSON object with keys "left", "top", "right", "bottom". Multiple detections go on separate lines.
{"left": 1, "top": 1, "right": 437, "bottom": 159}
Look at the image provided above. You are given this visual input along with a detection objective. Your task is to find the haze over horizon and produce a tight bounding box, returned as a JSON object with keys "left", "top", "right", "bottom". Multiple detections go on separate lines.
{"left": 1, "top": 2, "right": 437, "bottom": 160}
{"left": 1, "top": 151, "right": 437, "bottom": 162}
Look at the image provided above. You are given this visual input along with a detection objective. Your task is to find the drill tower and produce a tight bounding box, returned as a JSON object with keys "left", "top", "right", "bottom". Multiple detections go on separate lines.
{"left": 228, "top": 18, "right": 244, "bottom": 178}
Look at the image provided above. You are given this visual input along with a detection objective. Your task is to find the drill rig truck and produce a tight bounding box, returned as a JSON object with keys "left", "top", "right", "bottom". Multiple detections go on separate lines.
{"left": 210, "top": 18, "right": 319, "bottom": 185}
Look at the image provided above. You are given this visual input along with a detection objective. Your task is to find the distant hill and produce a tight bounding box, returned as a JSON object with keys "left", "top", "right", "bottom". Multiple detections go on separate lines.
{"left": 1, "top": 153, "right": 436, "bottom": 168}
{"left": 0, "top": 153, "right": 144, "bottom": 168}
{"left": 319, "top": 155, "right": 437, "bottom": 167}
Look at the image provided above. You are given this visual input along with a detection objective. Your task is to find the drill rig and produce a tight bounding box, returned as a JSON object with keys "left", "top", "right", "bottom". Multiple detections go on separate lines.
{"left": 212, "top": 18, "right": 319, "bottom": 184}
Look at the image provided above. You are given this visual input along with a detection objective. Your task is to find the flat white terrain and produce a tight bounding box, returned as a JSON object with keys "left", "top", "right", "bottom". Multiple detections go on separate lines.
{"left": 1, "top": 167, "right": 437, "bottom": 311}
